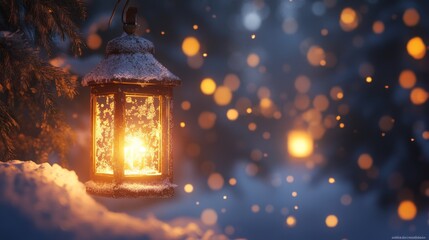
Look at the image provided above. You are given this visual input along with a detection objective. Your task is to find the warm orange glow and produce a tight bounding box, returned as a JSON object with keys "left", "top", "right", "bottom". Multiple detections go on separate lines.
{"left": 286, "top": 216, "right": 296, "bottom": 227}
{"left": 181, "top": 101, "right": 191, "bottom": 110}
{"left": 182, "top": 37, "right": 200, "bottom": 57}
{"left": 248, "top": 122, "right": 257, "bottom": 131}
{"left": 184, "top": 184, "right": 194, "bottom": 193}
{"left": 214, "top": 86, "right": 232, "bottom": 106}
{"left": 87, "top": 33, "right": 102, "bottom": 50}
{"left": 410, "top": 88, "right": 428, "bottom": 105}
{"left": 198, "top": 111, "right": 217, "bottom": 129}
{"left": 366, "top": 76, "right": 373, "bottom": 83}
{"left": 330, "top": 86, "right": 344, "bottom": 100}
{"left": 200, "top": 78, "right": 217, "bottom": 95}
{"left": 123, "top": 134, "right": 160, "bottom": 175}
{"left": 328, "top": 177, "right": 336, "bottom": 184}
{"left": 287, "top": 130, "right": 314, "bottom": 158}
{"left": 224, "top": 74, "right": 240, "bottom": 91}
{"left": 325, "top": 215, "right": 338, "bottom": 228}
{"left": 295, "top": 75, "right": 311, "bottom": 93}
{"left": 358, "top": 153, "right": 373, "bottom": 170}
{"left": 260, "top": 98, "right": 273, "bottom": 109}
{"left": 229, "top": 178, "right": 237, "bottom": 186}
{"left": 251, "top": 204, "right": 260, "bottom": 213}
{"left": 313, "top": 95, "right": 329, "bottom": 112}
{"left": 397, "top": 200, "right": 417, "bottom": 221}
{"left": 372, "top": 21, "right": 384, "bottom": 34}
{"left": 226, "top": 108, "right": 239, "bottom": 121}
{"left": 247, "top": 53, "right": 260, "bottom": 67}
{"left": 307, "top": 45, "right": 326, "bottom": 66}
{"left": 403, "top": 8, "right": 420, "bottom": 27}
{"left": 340, "top": 7, "right": 358, "bottom": 31}
{"left": 399, "top": 70, "right": 416, "bottom": 89}
{"left": 208, "top": 173, "right": 224, "bottom": 190}
{"left": 407, "top": 37, "right": 426, "bottom": 60}
{"left": 201, "top": 209, "right": 218, "bottom": 225}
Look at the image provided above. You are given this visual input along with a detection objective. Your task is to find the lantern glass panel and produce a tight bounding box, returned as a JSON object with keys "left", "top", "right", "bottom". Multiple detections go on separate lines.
{"left": 94, "top": 94, "right": 115, "bottom": 175}
{"left": 124, "top": 95, "right": 162, "bottom": 176}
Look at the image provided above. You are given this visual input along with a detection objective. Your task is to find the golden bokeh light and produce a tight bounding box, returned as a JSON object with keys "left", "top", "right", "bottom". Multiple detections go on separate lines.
{"left": 307, "top": 45, "right": 326, "bottom": 66}
{"left": 87, "top": 33, "right": 102, "bottom": 50}
{"left": 358, "top": 153, "right": 373, "bottom": 170}
{"left": 184, "top": 183, "right": 194, "bottom": 193}
{"left": 247, "top": 53, "right": 260, "bottom": 67}
{"left": 397, "top": 200, "right": 417, "bottom": 221}
{"left": 181, "top": 101, "right": 191, "bottom": 110}
{"left": 200, "top": 78, "right": 217, "bottom": 95}
{"left": 295, "top": 75, "right": 311, "bottom": 93}
{"left": 229, "top": 178, "right": 237, "bottom": 186}
{"left": 251, "top": 204, "right": 260, "bottom": 213}
{"left": 182, "top": 37, "right": 200, "bottom": 57}
{"left": 330, "top": 86, "right": 344, "bottom": 101}
{"left": 248, "top": 122, "right": 257, "bottom": 131}
{"left": 224, "top": 74, "right": 240, "bottom": 91}
{"left": 257, "top": 86, "right": 271, "bottom": 99}
{"left": 406, "top": 37, "right": 426, "bottom": 60}
{"left": 328, "top": 177, "right": 335, "bottom": 184}
{"left": 366, "top": 76, "right": 373, "bottom": 83}
{"left": 325, "top": 215, "right": 338, "bottom": 228}
{"left": 340, "top": 7, "right": 358, "bottom": 31}
{"left": 201, "top": 209, "right": 218, "bottom": 225}
{"left": 260, "top": 98, "right": 273, "bottom": 109}
{"left": 207, "top": 172, "right": 224, "bottom": 190}
{"left": 226, "top": 108, "right": 239, "bottom": 121}
{"left": 287, "top": 130, "right": 314, "bottom": 158}
{"left": 286, "top": 216, "right": 296, "bottom": 227}
{"left": 372, "top": 21, "right": 384, "bottom": 34}
{"left": 313, "top": 95, "right": 330, "bottom": 112}
{"left": 198, "top": 111, "right": 217, "bottom": 129}
{"left": 294, "top": 94, "right": 311, "bottom": 110}
{"left": 410, "top": 87, "right": 428, "bottom": 105}
{"left": 214, "top": 86, "right": 233, "bottom": 106}
{"left": 399, "top": 70, "right": 416, "bottom": 89}
{"left": 403, "top": 8, "right": 420, "bottom": 27}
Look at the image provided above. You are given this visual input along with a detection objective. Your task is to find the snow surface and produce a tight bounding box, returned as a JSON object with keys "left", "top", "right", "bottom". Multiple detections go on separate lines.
{"left": 82, "top": 35, "right": 180, "bottom": 86}
{"left": 0, "top": 160, "right": 225, "bottom": 240}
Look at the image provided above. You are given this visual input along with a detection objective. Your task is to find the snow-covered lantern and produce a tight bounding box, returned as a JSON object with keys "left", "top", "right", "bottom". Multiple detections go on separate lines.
{"left": 82, "top": 9, "right": 180, "bottom": 198}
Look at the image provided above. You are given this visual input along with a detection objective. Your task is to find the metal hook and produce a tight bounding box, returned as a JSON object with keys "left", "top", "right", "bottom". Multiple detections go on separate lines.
{"left": 108, "top": 0, "right": 130, "bottom": 28}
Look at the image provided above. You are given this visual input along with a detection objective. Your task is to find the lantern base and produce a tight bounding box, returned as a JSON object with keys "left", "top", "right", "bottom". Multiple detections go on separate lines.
{"left": 85, "top": 179, "right": 176, "bottom": 198}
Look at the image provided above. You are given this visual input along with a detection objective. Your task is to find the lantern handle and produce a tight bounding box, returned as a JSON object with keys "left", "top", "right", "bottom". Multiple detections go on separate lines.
{"left": 123, "top": 6, "right": 138, "bottom": 35}
{"left": 109, "top": 0, "right": 137, "bottom": 35}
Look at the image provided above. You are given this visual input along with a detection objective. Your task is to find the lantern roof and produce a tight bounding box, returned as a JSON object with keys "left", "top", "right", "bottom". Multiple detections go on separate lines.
{"left": 82, "top": 34, "right": 181, "bottom": 87}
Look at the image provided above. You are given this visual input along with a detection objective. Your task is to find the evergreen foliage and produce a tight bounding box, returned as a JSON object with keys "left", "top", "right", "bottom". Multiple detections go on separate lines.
{"left": 0, "top": 0, "right": 86, "bottom": 163}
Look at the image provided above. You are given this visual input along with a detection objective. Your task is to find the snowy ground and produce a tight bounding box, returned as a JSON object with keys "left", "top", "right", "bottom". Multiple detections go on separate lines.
{"left": 0, "top": 160, "right": 225, "bottom": 240}
{"left": 1, "top": 160, "right": 427, "bottom": 240}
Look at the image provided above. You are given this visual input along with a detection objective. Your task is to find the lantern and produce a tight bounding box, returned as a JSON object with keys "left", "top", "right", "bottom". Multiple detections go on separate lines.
{"left": 82, "top": 9, "right": 180, "bottom": 198}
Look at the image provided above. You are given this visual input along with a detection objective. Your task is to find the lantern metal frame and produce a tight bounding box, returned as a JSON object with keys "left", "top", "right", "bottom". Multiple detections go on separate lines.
{"left": 85, "top": 83, "right": 176, "bottom": 197}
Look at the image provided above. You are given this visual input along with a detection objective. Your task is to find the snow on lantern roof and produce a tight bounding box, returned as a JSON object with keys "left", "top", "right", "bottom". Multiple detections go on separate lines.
{"left": 82, "top": 34, "right": 181, "bottom": 87}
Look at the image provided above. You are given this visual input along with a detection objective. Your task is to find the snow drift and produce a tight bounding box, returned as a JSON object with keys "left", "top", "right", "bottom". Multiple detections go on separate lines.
{"left": 0, "top": 160, "right": 225, "bottom": 240}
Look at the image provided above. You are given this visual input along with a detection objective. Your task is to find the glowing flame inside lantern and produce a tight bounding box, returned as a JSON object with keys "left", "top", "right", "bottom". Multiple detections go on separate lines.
{"left": 124, "top": 136, "right": 148, "bottom": 171}
{"left": 287, "top": 130, "right": 314, "bottom": 158}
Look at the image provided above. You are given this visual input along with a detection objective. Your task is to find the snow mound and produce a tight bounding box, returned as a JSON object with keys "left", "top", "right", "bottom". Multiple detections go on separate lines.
{"left": 0, "top": 160, "right": 225, "bottom": 240}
